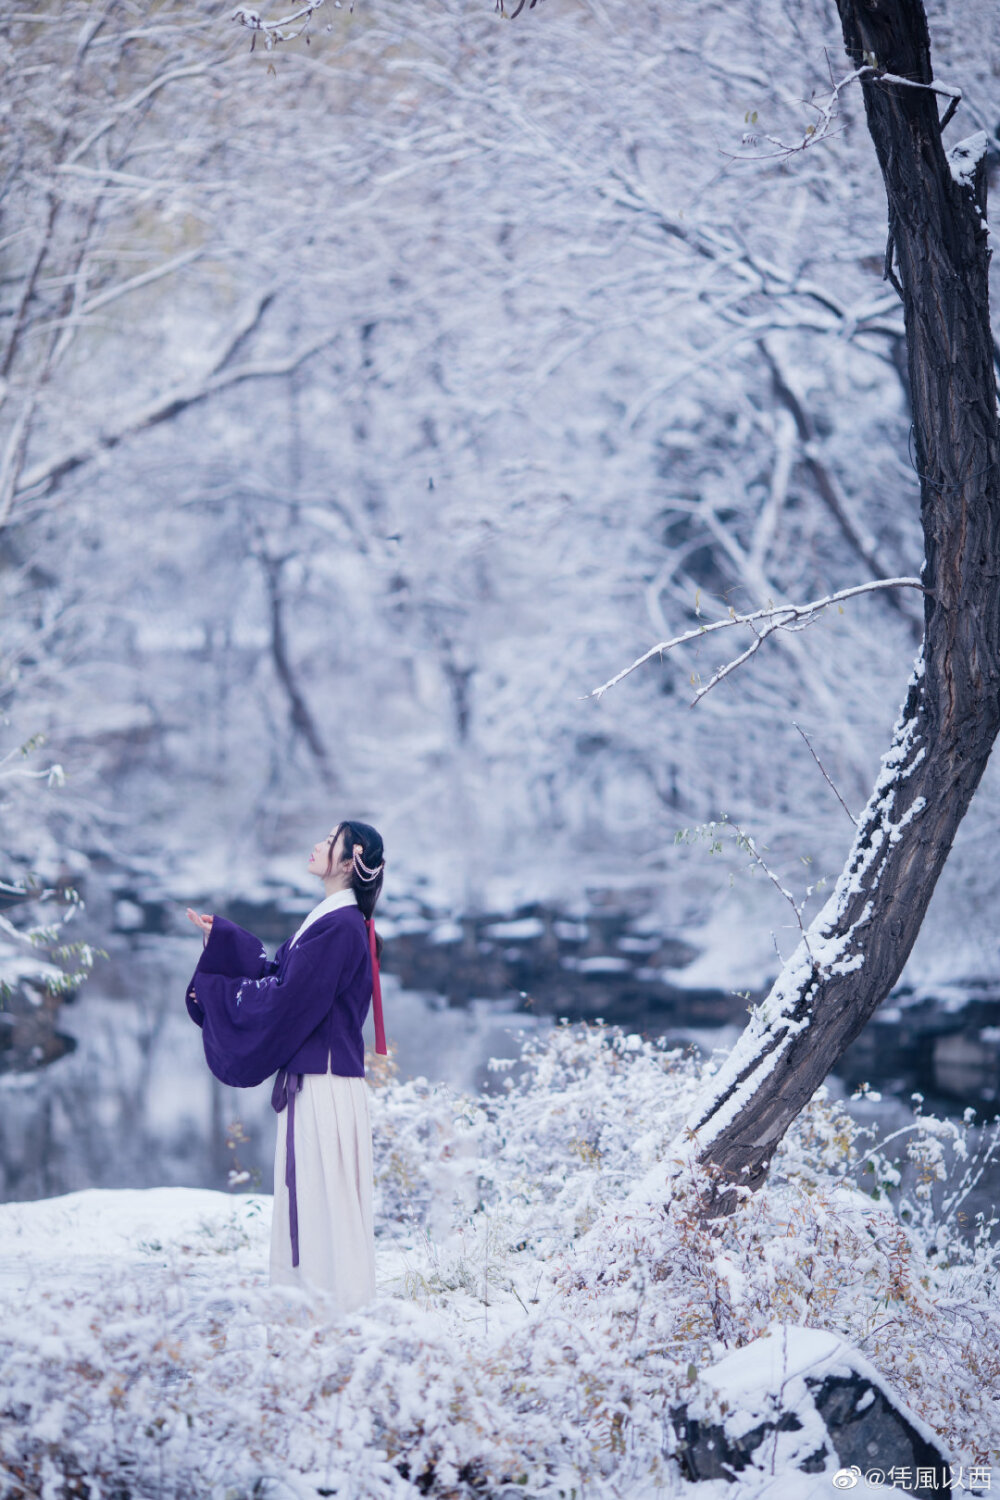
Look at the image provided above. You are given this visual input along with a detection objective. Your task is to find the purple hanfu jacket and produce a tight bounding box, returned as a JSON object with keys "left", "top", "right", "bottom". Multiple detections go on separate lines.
{"left": 186, "top": 908, "right": 373, "bottom": 1086}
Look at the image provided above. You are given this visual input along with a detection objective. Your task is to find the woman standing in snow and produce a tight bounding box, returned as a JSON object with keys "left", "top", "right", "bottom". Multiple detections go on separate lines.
{"left": 184, "top": 820, "right": 386, "bottom": 1312}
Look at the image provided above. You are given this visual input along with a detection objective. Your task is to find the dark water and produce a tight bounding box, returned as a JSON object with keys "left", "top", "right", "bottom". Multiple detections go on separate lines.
{"left": 226, "top": 885, "right": 1000, "bottom": 1113}
{"left": 2, "top": 879, "right": 999, "bottom": 1207}
{"left": 381, "top": 908, "right": 1000, "bottom": 1118}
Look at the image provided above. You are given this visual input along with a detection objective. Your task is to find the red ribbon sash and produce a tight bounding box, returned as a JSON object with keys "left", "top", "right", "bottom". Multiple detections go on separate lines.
{"left": 368, "top": 919, "right": 387, "bottom": 1056}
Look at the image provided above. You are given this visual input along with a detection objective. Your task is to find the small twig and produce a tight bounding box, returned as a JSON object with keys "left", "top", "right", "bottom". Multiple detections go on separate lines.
{"left": 735, "top": 823, "right": 814, "bottom": 962}
{"left": 857, "top": 1316, "right": 903, "bottom": 1348}
{"left": 733, "top": 63, "right": 961, "bottom": 161}
{"left": 734, "top": 66, "right": 865, "bottom": 159}
{"left": 681, "top": 816, "right": 816, "bottom": 963}
{"left": 231, "top": 0, "right": 332, "bottom": 50}
{"left": 590, "top": 576, "right": 925, "bottom": 701}
{"left": 793, "top": 722, "right": 858, "bottom": 825}
{"left": 690, "top": 618, "right": 779, "bottom": 703}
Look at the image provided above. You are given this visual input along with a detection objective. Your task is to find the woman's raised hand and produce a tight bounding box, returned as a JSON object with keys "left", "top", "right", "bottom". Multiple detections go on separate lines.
{"left": 186, "top": 908, "right": 214, "bottom": 940}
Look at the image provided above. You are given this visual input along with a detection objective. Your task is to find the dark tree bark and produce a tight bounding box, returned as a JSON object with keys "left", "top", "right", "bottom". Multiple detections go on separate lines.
{"left": 687, "top": 0, "right": 1000, "bottom": 1211}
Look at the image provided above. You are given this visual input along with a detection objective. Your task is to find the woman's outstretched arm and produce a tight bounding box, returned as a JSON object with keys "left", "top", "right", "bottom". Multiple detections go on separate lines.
{"left": 184, "top": 912, "right": 275, "bottom": 1030}
{"left": 191, "top": 916, "right": 368, "bottom": 1088}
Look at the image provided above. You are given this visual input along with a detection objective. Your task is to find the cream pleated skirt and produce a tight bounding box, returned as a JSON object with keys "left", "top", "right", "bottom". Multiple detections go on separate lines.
{"left": 270, "top": 1069, "right": 375, "bottom": 1313}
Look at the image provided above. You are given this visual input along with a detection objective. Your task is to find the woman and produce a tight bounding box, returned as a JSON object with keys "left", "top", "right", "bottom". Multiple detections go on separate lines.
{"left": 185, "top": 820, "right": 386, "bottom": 1312}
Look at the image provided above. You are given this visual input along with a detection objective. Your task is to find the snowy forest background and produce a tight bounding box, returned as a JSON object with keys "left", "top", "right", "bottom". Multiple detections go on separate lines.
{"left": 2, "top": 0, "right": 1000, "bottom": 1190}
{"left": 5, "top": 2, "right": 1000, "bottom": 1494}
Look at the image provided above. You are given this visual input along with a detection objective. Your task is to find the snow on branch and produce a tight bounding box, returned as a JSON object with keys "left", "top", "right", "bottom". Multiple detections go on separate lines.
{"left": 738, "top": 62, "right": 962, "bottom": 161}
{"left": 231, "top": 2, "right": 333, "bottom": 50}
{"left": 590, "top": 577, "right": 925, "bottom": 704}
{"left": 0, "top": 734, "right": 64, "bottom": 789}
{"left": 231, "top": 0, "right": 546, "bottom": 48}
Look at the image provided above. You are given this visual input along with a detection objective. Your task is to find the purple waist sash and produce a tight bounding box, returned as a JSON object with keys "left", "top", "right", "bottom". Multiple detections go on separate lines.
{"left": 271, "top": 1069, "right": 304, "bottom": 1267}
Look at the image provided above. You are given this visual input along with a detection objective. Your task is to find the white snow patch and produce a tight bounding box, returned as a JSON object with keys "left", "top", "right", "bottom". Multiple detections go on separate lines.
{"left": 667, "top": 892, "right": 780, "bottom": 993}
{"left": 481, "top": 917, "right": 546, "bottom": 941}
{"left": 575, "top": 954, "right": 631, "bottom": 974}
{"left": 948, "top": 130, "right": 988, "bottom": 186}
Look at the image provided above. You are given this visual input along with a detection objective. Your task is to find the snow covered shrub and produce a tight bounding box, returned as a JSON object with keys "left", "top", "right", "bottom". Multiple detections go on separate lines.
{"left": 1, "top": 1027, "right": 998, "bottom": 1499}
{"left": 577, "top": 1079, "right": 1000, "bottom": 1466}
{"left": 1, "top": 732, "right": 98, "bottom": 1014}
{"left": 370, "top": 1066, "right": 491, "bottom": 1240}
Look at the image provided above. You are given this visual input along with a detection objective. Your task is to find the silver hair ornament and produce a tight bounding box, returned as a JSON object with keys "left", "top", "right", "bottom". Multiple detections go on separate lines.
{"left": 353, "top": 848, "right": 384, "bottom": 883}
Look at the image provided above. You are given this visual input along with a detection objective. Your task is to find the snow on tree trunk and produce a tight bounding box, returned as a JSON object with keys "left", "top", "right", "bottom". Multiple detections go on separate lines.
{"left": 686, "top": 0, "right": 1000, "bottom": 1213}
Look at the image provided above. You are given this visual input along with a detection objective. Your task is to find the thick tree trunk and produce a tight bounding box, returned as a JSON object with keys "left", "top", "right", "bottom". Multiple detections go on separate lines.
{"left": 687, "top": 0, "right": 1000, "bottom": 1212}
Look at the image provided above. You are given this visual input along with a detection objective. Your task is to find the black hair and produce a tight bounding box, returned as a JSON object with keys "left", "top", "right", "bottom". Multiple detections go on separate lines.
{"left": 326, "top": 819, "right": 385, "bottom": 953}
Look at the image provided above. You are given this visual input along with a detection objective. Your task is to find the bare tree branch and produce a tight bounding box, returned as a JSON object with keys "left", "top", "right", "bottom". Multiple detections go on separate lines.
{"left": 7, "top": 291, "right": 338, "bottom": 515}
{"left": 500, "top": 0, "right": 545, "bottom": 16}
{"left": 65, "top": 63, "right": 212, "bottom": 166}
{"left": 793, "top": 721, "right": 858, "bottom": 825}
{"left": 590, "top": 576, "right": 925, "bottom": 701}
{"left": 737, "top": 61, "right": 961, "bottom": 160}
{"left": 758, "top": 339, "right": 921, "bottom": 637}
{"left": 52, "top": 247, "right": 204, "bottom": 323}
{"left": 231, "top": 1, "right": 330, "bottom": 50}
{"left": 256, "top": 549, "right": 336, "bottom": 784}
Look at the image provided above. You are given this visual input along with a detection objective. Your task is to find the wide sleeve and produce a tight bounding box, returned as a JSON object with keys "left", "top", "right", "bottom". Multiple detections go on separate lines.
{"left": 185, "top": 916, "right": 273, "bottom": 1028}
{"left": 190, "top": 918, "right": 367, "bottom": 1088}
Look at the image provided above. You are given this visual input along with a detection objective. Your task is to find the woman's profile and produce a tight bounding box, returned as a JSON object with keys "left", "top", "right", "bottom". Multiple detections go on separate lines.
{"left": 184, "top": 820, "right": 386, "bottom": 1312}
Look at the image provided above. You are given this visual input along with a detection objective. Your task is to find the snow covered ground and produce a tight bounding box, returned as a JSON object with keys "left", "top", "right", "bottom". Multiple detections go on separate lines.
{"left": 2, "top": 1027, "right": 997, "bottom": 1498}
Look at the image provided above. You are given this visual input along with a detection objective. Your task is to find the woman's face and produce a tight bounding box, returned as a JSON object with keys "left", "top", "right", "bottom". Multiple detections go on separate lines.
{"left": 308, "top": 826, "right": 345, "bottom": 877}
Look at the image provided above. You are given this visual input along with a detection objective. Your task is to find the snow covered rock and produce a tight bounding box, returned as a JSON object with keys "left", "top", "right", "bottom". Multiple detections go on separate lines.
{"left": 671, "top": 1326, "right": 954, "bottom": 1493}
